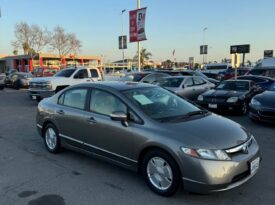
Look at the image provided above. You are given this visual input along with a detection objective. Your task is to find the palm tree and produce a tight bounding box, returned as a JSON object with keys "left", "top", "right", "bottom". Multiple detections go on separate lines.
{"left": 134, "top": 48, "right": 152, "bottom": 68}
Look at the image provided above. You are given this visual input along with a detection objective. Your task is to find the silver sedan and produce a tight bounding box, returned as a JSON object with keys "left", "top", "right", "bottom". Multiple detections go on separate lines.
{"left": 157, "top": 76, "right": 215, "bottom": 100}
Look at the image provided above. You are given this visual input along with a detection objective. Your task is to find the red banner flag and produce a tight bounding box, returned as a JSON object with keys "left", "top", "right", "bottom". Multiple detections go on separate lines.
{"left": 129, "top": 7, "right": 147, "bottom": 43}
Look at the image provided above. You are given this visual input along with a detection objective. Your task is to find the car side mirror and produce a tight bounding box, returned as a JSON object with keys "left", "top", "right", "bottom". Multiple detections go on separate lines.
{"left": 110, "top": 111, "right": 128, "bottom": 127}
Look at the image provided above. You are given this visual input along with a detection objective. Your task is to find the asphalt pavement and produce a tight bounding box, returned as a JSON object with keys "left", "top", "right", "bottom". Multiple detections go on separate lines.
{"left": 0, "top": 88, "right": 274, "bottom": 205}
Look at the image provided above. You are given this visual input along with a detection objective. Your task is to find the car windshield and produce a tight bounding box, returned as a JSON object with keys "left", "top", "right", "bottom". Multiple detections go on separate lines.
{"left": 24, "top": 73, "right": 34, "bottom": 78}
{"left": 268, "top": 82, "right": 275, "bottom": 91}
{"left": 120, "top": 73, "right": 150, "bottom": 82}
{"left": 123, "top": 87, "right": 202, "bottom": 121}
{"left": 55, "top": 69, "right": 76, "bottom": 77}
{"left": 157, "top": 77, "right": 184, "bottom": 87}
{"left": 216, "top": 81, "right": 249, "bottom": 91}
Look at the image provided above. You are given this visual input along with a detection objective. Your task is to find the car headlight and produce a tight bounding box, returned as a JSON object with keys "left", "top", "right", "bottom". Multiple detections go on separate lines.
{"left": 251, "top": 98, "right": 261, "bottom": 106}
{"left": 227, "top": 97, "right": 239, "bottom": 103}
{"left": 181, "top": 147, "right": 231, "bottom": 161}
{"left": 198, "top": 95, "right": 204, "bottom": 101}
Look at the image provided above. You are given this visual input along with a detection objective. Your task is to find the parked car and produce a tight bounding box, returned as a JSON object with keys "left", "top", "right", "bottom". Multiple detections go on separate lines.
{"left": 179, "top": 70, "right": 220, "bottom": 85}
{"left": 249, "top": 82, "right": 275, "bottom": 123}
{"left": 120, "top": 72, "right": 170, "bottom": 84}
{"left": 157, "top": 76, "right": 215, "bottom": 100}
{"left": 236, "top": 75, "right": 275, "bottom": 91}
{"left": 37, "top": 82, "right": 260, "bottom": 196}
{"left": 29, "top": 67, "right": 102, "bottom": 101}
{"left": 201, "top": 71, "right": 224, "bottom": 81}
{"left": 221, "top": 68, "right": 250, "bottom": 80}
{"left": 203, "top": 63, "right": 231, "bottom": 74}
{"left": 249, "top": 67, "right": 275, "bottom": 78}
{"left": 0, "top": 74, "right": 5, "bottom": 90}
{"left": 5, "top": 72, "right": 33, "bottom": 89}
{"left": 5, "top": 69, "right": 17, "bottom": 76}
{"left": 197, "top": 80, "right": 261, "bottom": 114}
{"left": 33, "top": 67, "right": 59, "bottom": 77}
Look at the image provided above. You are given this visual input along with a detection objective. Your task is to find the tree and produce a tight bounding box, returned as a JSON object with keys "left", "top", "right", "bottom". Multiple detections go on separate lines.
{"left": 12, "top": 22, "right": 50, "bottom": 58}
{"left": 49, "top": 26, "right": 82, "bottom": 64}
{"left": 134, "top": 48, "right": 152, "bottom": 68}
{"left": 13, "top": 50, "right": 18, "bottom": 55}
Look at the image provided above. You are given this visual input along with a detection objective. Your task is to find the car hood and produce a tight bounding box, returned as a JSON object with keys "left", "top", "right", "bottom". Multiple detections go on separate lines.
{"left": 254, "top": 91, "right": 275, "bottom": 108}
{"left": 30, "top": 76, "right": 65, "bottom": 83}
{"left": 159, "top": 113, "right": 250, "bottom": 150}
{"left": 202, "top": 89, "right": 246, "bottom": 98}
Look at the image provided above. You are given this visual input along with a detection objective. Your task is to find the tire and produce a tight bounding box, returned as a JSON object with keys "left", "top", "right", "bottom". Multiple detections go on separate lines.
{"left": 240, "top": 102, "right": 248, "bottom": 115}
{"left": 142, "top": 149, "right": 181, "bottom": 196}
{"left": 43, "top": 123, "right": 62, "bottom": 153}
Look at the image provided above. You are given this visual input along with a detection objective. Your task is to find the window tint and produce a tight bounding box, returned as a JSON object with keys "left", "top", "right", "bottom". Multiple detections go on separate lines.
{"left": 55, "top": 69, "right": 76, "bottom": 77}
{"left": 141, "top": 74, "right": 156, "bottom": 83}
{"left": 90, "top": 69, "right": 99, "bottom": 78}
{"left": 63, "top": 89, "right": 88, "bottom": 109}
{"left": 90, "top": 89, "right": 127, "bottom": 116}
{"left": 185, "top": 78, "right": 193, "bottom": 87}
{"left": 193, "top": 77, "right": 206, "bottom": 85}
{"left": 74, "top": 69, "right": 88, "bottom": 79}
{"left": 158, "top": 78, "right": 184, "bottom": 88}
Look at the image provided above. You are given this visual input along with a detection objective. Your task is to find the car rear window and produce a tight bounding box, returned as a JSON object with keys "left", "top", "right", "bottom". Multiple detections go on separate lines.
{"left": 158, "top": 78, "right": 184, "bottom": 87}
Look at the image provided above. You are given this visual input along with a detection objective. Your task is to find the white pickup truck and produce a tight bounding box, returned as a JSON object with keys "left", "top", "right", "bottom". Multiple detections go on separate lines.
{"left": 29, "top": 67, "right": 102, "bottom": 101}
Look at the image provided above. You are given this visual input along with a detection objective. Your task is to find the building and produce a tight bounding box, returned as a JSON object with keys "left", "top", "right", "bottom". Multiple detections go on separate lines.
{"left": 0, "top": 53, "right": 102, "bottom": 73}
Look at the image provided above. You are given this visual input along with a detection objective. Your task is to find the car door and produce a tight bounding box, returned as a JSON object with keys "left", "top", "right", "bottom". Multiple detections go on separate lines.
{"left": 73, "top": 69, "right": 90, "bottom": 83}
{"left": 192, "top": 77, "right": 210, "bottom": 98}
{"left": 181, "top": 77, "right": 195, "bottom": 99}
{"left": 54, "top": 88, "right": 89, "bottom": 145}
{"left": 81, "top": 88, "right": 137, "bottom": 163}
{"left": 89, "top": 68, "right": 101, "bottom": 81}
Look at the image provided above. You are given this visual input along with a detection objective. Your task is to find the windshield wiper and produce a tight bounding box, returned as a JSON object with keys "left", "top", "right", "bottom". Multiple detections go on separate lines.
{"left": 186, "top": 110, "right": 209, "bottom": 117}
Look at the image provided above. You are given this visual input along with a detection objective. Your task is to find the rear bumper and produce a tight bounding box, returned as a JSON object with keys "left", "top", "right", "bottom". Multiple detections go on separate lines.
{"left": 179, "top": 138, "right": 261, "bottom": 193}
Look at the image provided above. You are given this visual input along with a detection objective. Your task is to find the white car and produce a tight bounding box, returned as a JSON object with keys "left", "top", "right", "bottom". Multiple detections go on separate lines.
{"left": 29, "top": 67, "right": 102, "bottom": 101}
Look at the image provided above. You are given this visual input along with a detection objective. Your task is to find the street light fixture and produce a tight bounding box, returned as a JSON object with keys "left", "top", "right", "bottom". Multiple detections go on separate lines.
{"left": 203, "top": 27, "right": 207, "bottom": 64}
{"left": 121, "top": 9, "right": 126, "bottom": 71}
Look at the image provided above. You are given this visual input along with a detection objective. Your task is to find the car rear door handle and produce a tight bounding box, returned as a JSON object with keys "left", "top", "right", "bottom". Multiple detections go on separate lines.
{"left": 56, "top": 110, "right": 64, "bottom": 115}
{"left": 87, "top": 117, "right": 97, "bottom": 124}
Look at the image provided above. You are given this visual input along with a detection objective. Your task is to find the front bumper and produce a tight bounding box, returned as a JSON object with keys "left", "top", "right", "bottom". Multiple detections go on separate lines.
{"left": 197, "top": 101, "right": 242, "bottom": 112}
{"left": 29, "top": 89, "right": 55, "bottom": 99}
{"left": 179, "top": 138, "right": 261, "bottom": 194}
{"left": 249, "top": 106, "right": 275, "bottom": 123}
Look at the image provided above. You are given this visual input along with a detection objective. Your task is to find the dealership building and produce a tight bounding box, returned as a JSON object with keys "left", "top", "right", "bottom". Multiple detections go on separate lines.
{"left": 0, "top": 53, "right": 102, "bottom": 73}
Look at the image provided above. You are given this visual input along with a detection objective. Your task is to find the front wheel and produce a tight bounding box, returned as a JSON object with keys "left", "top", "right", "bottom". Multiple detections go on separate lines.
{"left": 142, "top": 149, "right": 181, "bottom": 196}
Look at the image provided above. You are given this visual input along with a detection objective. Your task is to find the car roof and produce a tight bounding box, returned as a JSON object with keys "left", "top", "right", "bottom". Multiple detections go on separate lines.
{"left": 74, "top": 81, "right": 156, "bottom": 91}
{"left": 238, "top": 75, "right": 275, "bottom": 81}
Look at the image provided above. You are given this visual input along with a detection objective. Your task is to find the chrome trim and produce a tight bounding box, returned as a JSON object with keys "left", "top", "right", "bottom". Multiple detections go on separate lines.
{"left": 225, "top": 138, "right": 252, "bottom": 154}
{"left": 36, "top": 124, "right": 43, "bottom": 129}
{"left": 59, "top": 133, "right": 138, "bottom": 163}
{"left": 83, "top": 142, "right": 138, "bottom": 163}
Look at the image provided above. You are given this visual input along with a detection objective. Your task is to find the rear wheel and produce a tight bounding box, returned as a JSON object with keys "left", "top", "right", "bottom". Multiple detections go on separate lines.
{"left": 43, "top": 124, "right": 62, "bottom": 153}
{"left": 142, "top": 149, "right": 181, "bottom": 196}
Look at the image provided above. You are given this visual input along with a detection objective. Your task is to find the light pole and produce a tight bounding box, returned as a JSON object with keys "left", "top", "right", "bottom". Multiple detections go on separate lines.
{"left": 121, "top": 9, "right": 126, "bottom": 72}
{"left": 137, "top": 0, "right": 141, "bottom": 72}
{"left": 203, "top": 27, "right": 207, "bottom": 64}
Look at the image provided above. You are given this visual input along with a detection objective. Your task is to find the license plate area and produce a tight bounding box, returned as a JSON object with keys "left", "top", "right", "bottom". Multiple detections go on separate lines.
{"left": 208, "top": 103, "right": 217, "bottom": 109}
{"left": 250, "top": 157, "right": 260, "bottom": 175}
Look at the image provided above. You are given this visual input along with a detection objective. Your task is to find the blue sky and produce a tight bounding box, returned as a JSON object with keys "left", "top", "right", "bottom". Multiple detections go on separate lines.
{"left": 0, "top": 0, "right": 275, "bottom": 63}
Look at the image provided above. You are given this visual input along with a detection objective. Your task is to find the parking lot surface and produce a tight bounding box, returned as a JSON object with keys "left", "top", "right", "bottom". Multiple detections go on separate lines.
{"left": 0, "top": 89, "right": 274, "bottom": 205}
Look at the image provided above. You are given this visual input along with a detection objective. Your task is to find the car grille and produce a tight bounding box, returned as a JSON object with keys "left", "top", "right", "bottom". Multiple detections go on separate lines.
{"left": 29, "top": 82, "right": 48, "bottom": 89}
{"left": 259, "top": 110, "right": 275, "bottom": 118}
{"left": 204, "top": 97, "right": 226, "bottom": 103}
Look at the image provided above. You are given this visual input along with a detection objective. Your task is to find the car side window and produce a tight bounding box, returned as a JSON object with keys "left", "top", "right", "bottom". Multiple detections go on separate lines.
{"left": 184, "top": 78, "right": 194, "bottom": 87}
{"left": 62, "top": 89, "right": 88, "bottom": 110}
{"left": 141, "top": 74, "right": 156, "bottom": 83}
{"left": 90, "top": 89, "right": 127, "bottom": 116}
{"left": 90, "top": 69, "right": 99, "bottom": 78}
{"left": 74, "top": 69, "right": 88, "bottom": 79}
{"left": 193, "top": 77, "right": 206, "bottom": 85}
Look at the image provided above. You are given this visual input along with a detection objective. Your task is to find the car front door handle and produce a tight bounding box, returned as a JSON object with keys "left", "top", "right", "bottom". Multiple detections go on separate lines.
{"left": 87, "top": 117, "right": 97, "bottom": 124}
{"left": 56, "top": 110, "right": 64, "bottom": 115}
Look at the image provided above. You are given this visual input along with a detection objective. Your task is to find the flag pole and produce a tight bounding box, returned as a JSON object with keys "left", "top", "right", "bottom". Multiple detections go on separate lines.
{"left": 137, "top": 0, "right": 141, "bottom": 72}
